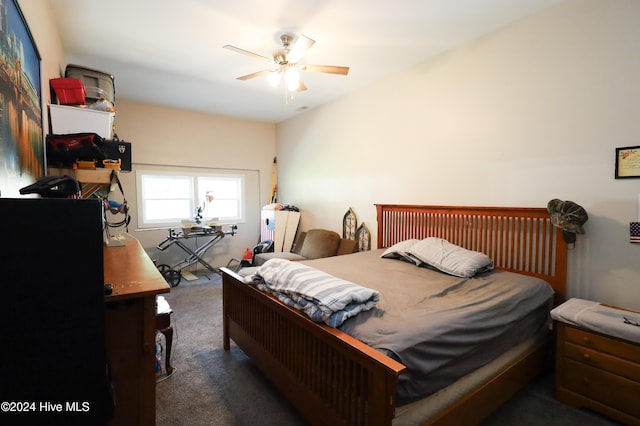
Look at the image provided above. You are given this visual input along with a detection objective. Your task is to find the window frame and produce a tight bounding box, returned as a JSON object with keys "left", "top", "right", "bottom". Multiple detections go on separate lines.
{"left": 135, "top": 169, "right": 245, "bottom": 229}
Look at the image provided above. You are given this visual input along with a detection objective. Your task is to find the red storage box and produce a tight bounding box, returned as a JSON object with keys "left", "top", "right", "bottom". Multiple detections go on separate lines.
{"left": 50, "top": 78, "right": 86, "bottom": 105}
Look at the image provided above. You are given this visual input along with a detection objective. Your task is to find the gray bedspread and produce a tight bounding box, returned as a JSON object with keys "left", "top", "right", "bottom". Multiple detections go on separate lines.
{"left": 302, "top": 250, "right": 554, "bottom": 405}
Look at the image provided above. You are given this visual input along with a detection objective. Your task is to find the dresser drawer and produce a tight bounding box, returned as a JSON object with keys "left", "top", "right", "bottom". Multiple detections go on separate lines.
{"left": 560, "top": 358, "right": 640, "bottom": 418}
{"left": 564, "top": 341, "right": 640, "bottom": 382}
{"left": 563, "top": 325, "right": 640, "bottom": 364}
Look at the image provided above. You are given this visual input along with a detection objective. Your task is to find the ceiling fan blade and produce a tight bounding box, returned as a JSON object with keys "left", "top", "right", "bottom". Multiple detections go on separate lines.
{"left": 223, "top": 45, "right": 271, "bottom": 62}
{"left": 287, "top": 34, "right": 315, "bottom": 63}
{"left": 301, "top": 64, "right": 349, "bottom": 75}
{"left": 296, "top": 80, "right": 308, "bottom": 92}
{"left": 236, "top": 69, "right": 271, "bottom": 80}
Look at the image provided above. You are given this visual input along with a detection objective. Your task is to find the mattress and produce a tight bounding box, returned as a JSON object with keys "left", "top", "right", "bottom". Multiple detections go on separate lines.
{"left": 392, "top": 326, "right": 550, "bottom": 425}
{"left": 302, "top": 249, "right": 554, "bottom": 404}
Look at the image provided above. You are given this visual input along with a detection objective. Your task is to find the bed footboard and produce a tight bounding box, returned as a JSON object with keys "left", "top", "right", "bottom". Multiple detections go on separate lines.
{"left": 221, "top": 268, "right": 406, "bottom": 426}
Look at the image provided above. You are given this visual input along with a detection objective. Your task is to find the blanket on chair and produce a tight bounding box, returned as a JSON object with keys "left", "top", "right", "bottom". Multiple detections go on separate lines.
{"left": 250, "top": 258, "right": 379, "bottom": 327}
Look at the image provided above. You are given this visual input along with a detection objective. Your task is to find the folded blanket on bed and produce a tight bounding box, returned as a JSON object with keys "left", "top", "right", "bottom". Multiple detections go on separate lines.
{"left": 250, "top": 258, "right": 379, "bottom": 327}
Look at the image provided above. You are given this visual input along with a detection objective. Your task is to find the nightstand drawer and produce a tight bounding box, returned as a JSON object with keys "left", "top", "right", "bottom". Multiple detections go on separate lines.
{"left": 561, "top": 358, "right": 640, "bottom": 418}
{"left": 565, "top": 341, "right": 640, "bottom": 382}
{"left": 564, "top": 325, "right": 640, "bottom": 364}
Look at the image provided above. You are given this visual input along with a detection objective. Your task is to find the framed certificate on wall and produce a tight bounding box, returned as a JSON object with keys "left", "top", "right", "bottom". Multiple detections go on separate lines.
{"left": 615, "top": 146, "right": 640, "bottom": 179}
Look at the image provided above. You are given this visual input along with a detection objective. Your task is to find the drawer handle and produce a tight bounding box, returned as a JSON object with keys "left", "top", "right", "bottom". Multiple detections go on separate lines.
{"left": 582, "top": 336, "right": 591, "bottom": 344}
{"left": 582, "top": 353, "right": 591, "bottom": 362}
{"left": 582, "top": 377, "right": 589, "bottom": 386}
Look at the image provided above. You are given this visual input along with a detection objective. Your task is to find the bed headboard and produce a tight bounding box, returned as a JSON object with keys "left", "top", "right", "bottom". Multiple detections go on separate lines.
{"left": 375, "top": 204, "right": 568, "bottom": 304}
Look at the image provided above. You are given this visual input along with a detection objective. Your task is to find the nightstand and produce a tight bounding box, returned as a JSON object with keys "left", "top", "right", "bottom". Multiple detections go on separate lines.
{"left": 552, "top": 299, "right": 640, "bottom": 425}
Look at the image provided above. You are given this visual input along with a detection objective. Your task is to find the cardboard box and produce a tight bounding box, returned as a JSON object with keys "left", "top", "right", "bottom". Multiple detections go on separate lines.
{"left": 49, "top": 104, "right": 114, "bottom": 139}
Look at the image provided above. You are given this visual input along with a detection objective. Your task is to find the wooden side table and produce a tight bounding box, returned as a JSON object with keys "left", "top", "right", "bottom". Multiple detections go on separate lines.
{"left": 156, "top": 311, "right": 175, "bottom": 376}
{"left": 552, "top": 300, "right": 640, "bottom": 425}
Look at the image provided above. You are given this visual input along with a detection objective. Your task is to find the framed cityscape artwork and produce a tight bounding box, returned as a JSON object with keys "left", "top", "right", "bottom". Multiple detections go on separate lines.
{"left": 0, "top": 0, "right": 43, "bottom": 196}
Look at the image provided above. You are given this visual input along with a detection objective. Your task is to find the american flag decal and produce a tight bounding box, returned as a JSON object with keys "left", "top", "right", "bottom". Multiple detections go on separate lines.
{"left": 631, "top": 222, "right": 640, "bottom": 243}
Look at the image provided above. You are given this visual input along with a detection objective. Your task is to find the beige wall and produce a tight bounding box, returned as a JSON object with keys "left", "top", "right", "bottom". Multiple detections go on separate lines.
{"left": 277, "top": 0, "right": 640, "bottom": 309}
{"left": 113, "top": 100, "right": 275, "bottom": 267}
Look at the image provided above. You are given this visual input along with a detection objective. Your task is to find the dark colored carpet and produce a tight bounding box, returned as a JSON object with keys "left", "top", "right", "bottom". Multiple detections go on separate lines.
{"left": 156, "top": 274, "right": 620, "bottom": 426}
{"left": 155, "top": 273, "right": 306, "bottom": 426}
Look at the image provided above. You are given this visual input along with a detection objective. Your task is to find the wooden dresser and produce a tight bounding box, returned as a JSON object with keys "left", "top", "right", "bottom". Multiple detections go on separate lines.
{"left": 555, "top": 320, "right": 640, "bottom": 425}
{"left": 104, "top": 240, "right": 169, "bottom": 425}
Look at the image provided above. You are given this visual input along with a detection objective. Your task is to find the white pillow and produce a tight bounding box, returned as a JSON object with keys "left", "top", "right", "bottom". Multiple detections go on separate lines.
{"left": 407, "top": 237, "right": 493, "bottom": 278}
{"left": 380, "top": 239, "right": 421, "bottom": 264}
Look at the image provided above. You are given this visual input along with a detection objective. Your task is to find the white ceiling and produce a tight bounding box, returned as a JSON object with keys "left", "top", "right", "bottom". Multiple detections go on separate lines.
{"left": 49, "top": 0, "right": 562, "bottom": 123}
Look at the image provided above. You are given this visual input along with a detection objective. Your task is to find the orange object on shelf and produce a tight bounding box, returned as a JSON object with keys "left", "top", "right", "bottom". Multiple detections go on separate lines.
{"left": 103, "top": 159, "right": 121, "bottom": 170}
{"left": 76, "top": 159, "right": 96, "bottom": 170}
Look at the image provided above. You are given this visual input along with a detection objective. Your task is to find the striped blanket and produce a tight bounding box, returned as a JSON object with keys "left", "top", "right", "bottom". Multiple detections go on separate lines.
{"left": 250, "top": 258, "right": 379, "bottom": 327}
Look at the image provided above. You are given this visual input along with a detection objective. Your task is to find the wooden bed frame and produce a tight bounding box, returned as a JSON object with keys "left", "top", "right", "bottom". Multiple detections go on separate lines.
{"left": 221, "top": 204, "right": 568, "bottom": 425}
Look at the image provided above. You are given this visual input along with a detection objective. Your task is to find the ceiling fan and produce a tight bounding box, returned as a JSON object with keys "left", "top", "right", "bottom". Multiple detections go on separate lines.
{"left": 223, "top": 33, "right": 349, "bottom": 93}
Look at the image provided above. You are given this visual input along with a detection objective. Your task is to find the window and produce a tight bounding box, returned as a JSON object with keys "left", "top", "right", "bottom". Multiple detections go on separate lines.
{"left": 136, "top": 170, "right": 244, "bottom": 228}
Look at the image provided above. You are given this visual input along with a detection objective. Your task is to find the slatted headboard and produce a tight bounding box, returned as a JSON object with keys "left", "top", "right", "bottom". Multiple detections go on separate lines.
{"left": 375, "top": 204, "right": 568, "bottom": 304}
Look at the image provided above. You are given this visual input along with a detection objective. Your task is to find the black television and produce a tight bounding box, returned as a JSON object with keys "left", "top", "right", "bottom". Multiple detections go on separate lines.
{"left": 0, "top": 198, "right": 112, "bottom": 423}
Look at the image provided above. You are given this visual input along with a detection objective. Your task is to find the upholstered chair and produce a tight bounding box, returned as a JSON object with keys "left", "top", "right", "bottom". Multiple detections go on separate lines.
{"left": 254, "top": 229, "right": 358, "bottom": 266}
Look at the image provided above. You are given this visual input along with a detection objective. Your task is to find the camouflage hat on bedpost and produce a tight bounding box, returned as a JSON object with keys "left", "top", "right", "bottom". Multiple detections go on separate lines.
{"left": 547, "top": 199, "right": 588, "bottom": 244}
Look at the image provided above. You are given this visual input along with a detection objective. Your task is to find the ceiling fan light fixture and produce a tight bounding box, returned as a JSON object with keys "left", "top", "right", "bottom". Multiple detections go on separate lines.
{"left": 288, "top": 79, "right": 301, "bottom": 92}
{"left": 267, "top": 71, "right": 281, "bottom": 88}
{"left": 285, "top": 68, "right": 301, "bottom": 91}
